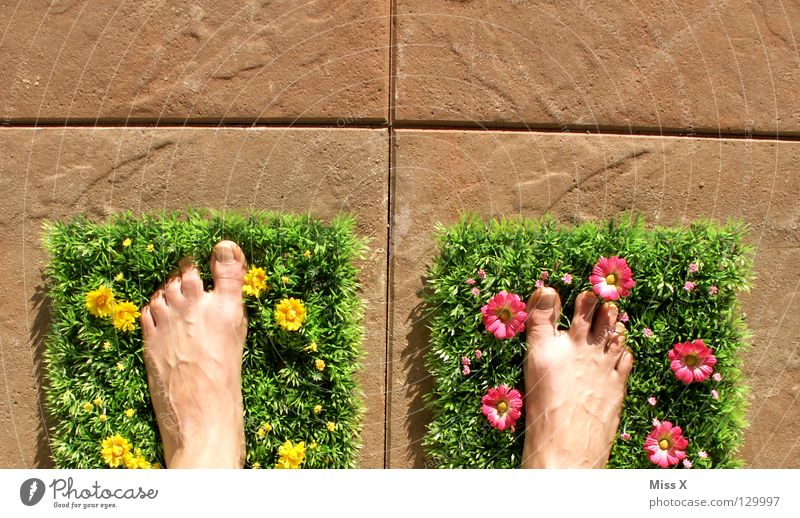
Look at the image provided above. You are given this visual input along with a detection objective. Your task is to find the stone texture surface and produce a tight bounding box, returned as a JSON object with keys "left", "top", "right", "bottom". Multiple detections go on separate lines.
{"left": 389, "top": 129, "right": 800, "bottom": 468}
{"left": 394, "top": 0, "right": 800, "bottom": 134}
{"left": 0, "top": 127, "right": 388, "bottom": 468}
{"left": 0, "top": 0, "right": 389, "bottom": 123}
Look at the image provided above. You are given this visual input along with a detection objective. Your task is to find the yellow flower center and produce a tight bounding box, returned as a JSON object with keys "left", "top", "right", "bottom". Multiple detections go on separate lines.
{"left": 605, "top": 274, "right": 617, "bottom": 285}
{"left": 288, "top": 309, "right": 297, "bottom": 320}
{"left": 497, "top": 401, "right": 508, "bottom": 414}
{"left": 659, "top": 439, "right": 670, "bottom": 450}
{"left": 685, "top": 354, "right": 698, "bottom": 367}
{"left": 497, "top": 307, "right": 512, "bottom": 322}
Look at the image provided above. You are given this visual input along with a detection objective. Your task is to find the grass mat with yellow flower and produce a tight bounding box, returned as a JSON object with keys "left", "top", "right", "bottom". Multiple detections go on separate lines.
{"left": 43, "top": 211, "right": 365, "bottom": 468}
{"left": 423, "top": 216, "right": 752, "bottom": 469}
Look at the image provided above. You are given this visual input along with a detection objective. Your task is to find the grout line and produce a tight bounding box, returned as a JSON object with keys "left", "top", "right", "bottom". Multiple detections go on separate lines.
{"left": 383, "top": 0, "right": 397, "bottom": 470}
{"left": 3, "top": 119, "right": 800, "bottom": 142}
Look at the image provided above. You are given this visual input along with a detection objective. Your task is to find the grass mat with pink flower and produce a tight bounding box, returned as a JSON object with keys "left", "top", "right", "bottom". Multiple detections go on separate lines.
{"left": 43, "top": 210, "right": 365, "bottom": 468}
{"left": 423, "top": 216, "right": 752, "bottom": 468}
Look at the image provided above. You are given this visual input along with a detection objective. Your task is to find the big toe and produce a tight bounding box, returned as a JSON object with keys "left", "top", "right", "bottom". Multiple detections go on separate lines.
{"left": 210, "top": 240, "right": 247, "bottom": 298}
{"left": 525, "top": 287, "right": 562, "bottom": 344}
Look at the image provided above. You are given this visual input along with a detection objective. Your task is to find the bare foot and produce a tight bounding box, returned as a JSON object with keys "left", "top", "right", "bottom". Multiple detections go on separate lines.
{"left": 141, "top": 241, "right": 248, "bottom": 468}
{"left": 522, "top": 288, "right": 633, "bottom": 468}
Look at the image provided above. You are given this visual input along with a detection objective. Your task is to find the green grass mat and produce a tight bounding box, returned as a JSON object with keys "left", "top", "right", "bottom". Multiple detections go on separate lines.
{"left": 423, "top": 216, "right": 752, "bottom": 469}
{"left": 43, "top": 211, "right": 365, "bottom": 468}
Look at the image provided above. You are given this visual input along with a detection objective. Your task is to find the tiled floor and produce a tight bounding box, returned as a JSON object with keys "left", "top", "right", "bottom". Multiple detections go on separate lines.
{"left": 1, "top": 0, "right": 798, "bottom": 468}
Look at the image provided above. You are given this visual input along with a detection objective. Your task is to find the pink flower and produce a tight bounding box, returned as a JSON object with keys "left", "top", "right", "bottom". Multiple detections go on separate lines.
{"left": 462, "top": 365, "right": 471, "bottom": 376}
{"left": 589, "top": 256, "right": 635, "bottom": 300}
{"left": 683, "top": 459, "right": 693, "bottom": 469}
{"left": 669, "top": 339, "right": 717, "bottom": 384}
{"left": 621, "top": 432, "right": 631, "bottom": 441}
{"left": 461, "top": 356, "right": 471, "bottom": 366}
{"left": 481, "top": 291, "right": 527, "bottom": 340}
{"left": 689, "top": 262, "right": 699, "bottom": 273}
{"left": 466, "top": 278, "right": 476, "bottom": 286}
{"left": 648, "top": 397, "right": 657, "bottom": 407}
{"left": 712, "top": 373, "right": 722, "bottom": 382}
{"left": 474, "top": 349, "right": 482, "bottom": 360}
{"left": 619, "top": 312, "right": 629, "bottom": 323}
{"left": 684, "top": 281, "right": 696, "bottom": 292}
{"left": 481, "top": 385, "right": 523, "bottom": 431}
{"left": 698, "top": 451, "right": 708, "bottom": 459}
{"left": 477, "top": 269, "right": 486, "bottom": 280}
{"left": 711, "top": 389, "right": 719, "bottom": 400}
{"left": 535, "top": 280, "right": 545, "bottom": 289}
{"left": 644, "top": 421, "right": 688, "bottom": 468}
{"left": 643, "top": 327, "right": 653, "bottom": 338}
{"left": 539, "top": 271, "right": 550, "bottom": 281}
{"left": 561, "top": 273, "right": 573, "bottom": 285}
{"left": 709, "top": 285, "right": 718, "bottom": 295}
{"left": 652, "top": 418, "right": 661, "bottom": 427}
{"left": 471, "top": 287, "right": 481, "bottom": 297}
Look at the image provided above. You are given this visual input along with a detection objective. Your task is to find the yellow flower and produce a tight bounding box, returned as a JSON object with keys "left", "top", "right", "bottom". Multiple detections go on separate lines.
{"left": 115, "top": 272, "right": 124, "bottom": 282}
{"left": 85, "top": 286, "right": 115, "bottom": 318}
{"left": 274, "top": 298, "right": 306, "bottom": 331}
{"left": 275, "top": 440, "right": 306, "bottom": 469}
{"left": 313, "top": 405, "right": 322, "bottom": 415}
{"left": 326, "top": 421, "right": 336, "bottom": 432}
{"left": 309, "top": 441, "right": 317, "bottom": 450}
{"left": 99, "top": 414, "right": 108, "bottom": 422}
{"left": 315, "top": 359, "right": 326, "bottom": 371}
{"left": 146, "top": 244, "right": 155, "bottom": 253}
{"left": 303, "top": 250, "right": 312, "bottom": 258}
{"left": 125, "top": 409, "right": 135, "bottom": 418}
{"left": 102, "top": 341, "right": 111, "bottom": 351}
{"left": 83, "top": 402, "right": 94, "bottom": 412}
{"left": 304, "top": 342, "right": 318, "bottom": 353}
{"left": 116, "top": 362, "right": 125, "bottom": 371}
{"left": 122, "top": 238, "right": 132, "bottom": 247}
{"left": 101, "top": 434, "right": 132, "bottom": 468}
{"left": 242, "top": 267, "right": 268, "bottom": 297}
{"left": 151, "top": 462, "right": 162, "bottom": 469}
{"left": 281, "top": 275, "right": 289, "bottom": 284}
{"left": 251, "top": 462, "right": 261, "bottom": 469}
{"left": 256, "top": 423, "right": 271, "bottom": 438}
{"left": 112, "top": 301, "right": 140, "bottom": 332}
{"left": 93, "top": 398, "right": 103, "bottom": 406}
{"left": 124, "top": 452, "right": 151, "bottom": 469}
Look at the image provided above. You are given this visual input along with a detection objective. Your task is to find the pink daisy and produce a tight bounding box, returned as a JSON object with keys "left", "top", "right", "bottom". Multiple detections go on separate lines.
{"left": 471, "top": 287, "right": 481, "bottom": 297}
{"left": 462, "top": 365, "right": 471, "bottom": 376}
{"left": 709, "top": 285, "right": 718, "bottom": 295}
{"left": 481, "top": 385, "right": 523, "bottom": 431}
{"left": 652, "top": 418, "right": 661, "bottom": 427}
{"left": 474, "top": 349, "right": 482, "bottom": 360}
{"left": 648, "top": 397, "right": 657, "bottom": 407}
{"left": 619, "top": 312, "right": 629, "bottom": 324}
{"left": 684, "top": 281, "right": 696, "bottom": 292}
{"left": 712, "top": 373, "right": 722, "bottom": 382}
{"left": 481, "top": 291, "right": 527, "bottom": 340}
{"left": 711, "top": 389, "right": 719, "bottom": 400}
{"left": 698, "top": 451, "right": 708, "bottom": 459}
{"left": 539, "top": 271, "right": 550, "bottom": 281}
{"left": 477, "top": 269, "right": 486, "bottom": 280}
{"left": 643, "top": 327, "right": 653, "bottom": 338}
{"left": 669, "top": 339, "right": 717, "bottom": 384}
{"left": 535, "top": 280, "right": 545, "bottom": 289}
{"left": 589, "top": 256, "right": 635, "bottom": 300}
{"left": 644, "top": 421, "right": 688, "bottom": 468}
{"left": 621, "top": 432, "right": 631, "bottom": 441}
{"left": 466, "top": 278, "right": 476, "bottom": 286}
{"left": 461, "top": 356, "right": 471, "bottom": 366}
{"left": 689, "top": 262, "right": 699, "bottom": 273}
{"left": 561, "top": 273, "right": 573, "bottom": 285}
{"left": 683, "top": 459, "right": 693, "bottom": 469}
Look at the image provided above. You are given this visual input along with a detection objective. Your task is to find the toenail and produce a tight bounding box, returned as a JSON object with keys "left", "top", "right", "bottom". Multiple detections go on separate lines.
{"left": 536, "top": 290, "right": 557, "bottom": 309}
{"left": 215, "top": 243, "right": 235, "bottom": 264}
